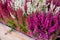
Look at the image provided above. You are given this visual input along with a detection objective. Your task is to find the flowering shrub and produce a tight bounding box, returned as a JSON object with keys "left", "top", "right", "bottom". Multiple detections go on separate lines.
{"left": 27, "top": 11, "right": 60, "bottom": 40}
{"left": 0, "top": 0, "right": 60, "bottom": 40}
{"left": 0, "top": 0, "right": 28, "bottom": 33}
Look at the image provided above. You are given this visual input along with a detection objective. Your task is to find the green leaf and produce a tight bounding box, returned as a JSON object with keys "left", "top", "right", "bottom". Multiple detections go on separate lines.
{"left": 22, "top": 27, "right": 28, "bottom": 33}
{"left": 24, "top": 13, "right": 28, "bottom": 17}
{"left": 39, "top": 0, "right": 43, "bottom": 3}
{"left": 18, "top": 24, "right": 28, "bottom": 33}
{"left": 7, "top": 19, "right": 15, "bottom": 29}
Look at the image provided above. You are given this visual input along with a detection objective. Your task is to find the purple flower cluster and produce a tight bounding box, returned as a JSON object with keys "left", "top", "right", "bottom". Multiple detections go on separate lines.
{"left": 27, "top": 11, "right": 60, "bottom": 40}
{"left": 46, "top": 0, "right": 60, "bottom": 11}
{"left": 46, "top": 0, "right": 60, "bottom": 6}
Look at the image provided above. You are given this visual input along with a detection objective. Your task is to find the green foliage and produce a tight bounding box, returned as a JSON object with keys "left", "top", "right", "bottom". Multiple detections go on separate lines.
{"left": 7, "top": 19, "right": 15, "bottom": 29}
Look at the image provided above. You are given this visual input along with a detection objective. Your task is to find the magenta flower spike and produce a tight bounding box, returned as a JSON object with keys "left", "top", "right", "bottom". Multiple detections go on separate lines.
{"left": 7, "top": 0, "right": 14, "bottom": 14}
{"left": 46, "top": 0, "right": 60, "bottom": 11}
{"left": 16, "top": 8, "right": 23, "bottom": 24}
{"left": 0, "top": 0, "right": 12, "bottom": 23}
{"left": 44, "top": 11, "right": 53, "bottom": 30}
{"left": 46, "top": 0, "right": 60, "bottom": 6}
{"left": 0, "top": 5, "right": 7, "bottom": 20}
{"left": 52, "top": 0, "right": 60, "bottom": 6}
